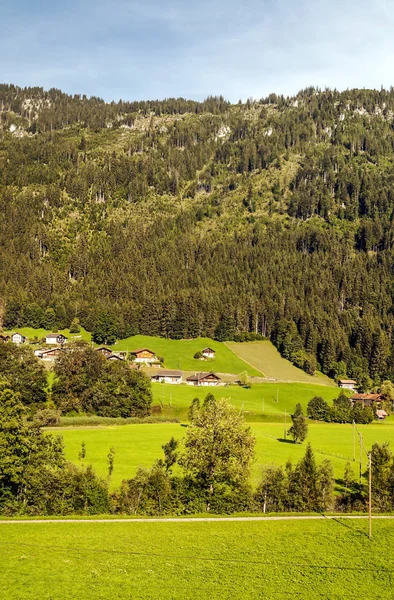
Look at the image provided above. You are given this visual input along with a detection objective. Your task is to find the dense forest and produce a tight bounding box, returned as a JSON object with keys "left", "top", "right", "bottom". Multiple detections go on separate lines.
{"left": 3, "top": 84, "right": 394, "bottom": 383}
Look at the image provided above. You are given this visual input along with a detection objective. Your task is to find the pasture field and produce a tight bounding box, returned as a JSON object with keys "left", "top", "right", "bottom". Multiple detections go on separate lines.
{"left": 113, "top": 335, "right": 262, "bottom": 375}
{"left": 151, "top": 381, "right": 341, "bottom": 420}
{"left": 226, "top": 340, "right": 333, "bottom": 385}
{"left": 1, "top": 518, "right": 394, "bottom": 599}
{"left": 2, "top": 326, "right": 91, "bottom": 343}
{"left": 55, "top": 421, "right": 394, "bottom": 488}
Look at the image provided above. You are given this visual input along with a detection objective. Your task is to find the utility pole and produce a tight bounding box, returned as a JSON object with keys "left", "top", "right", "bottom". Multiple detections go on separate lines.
{"left": 368, "top": 452, "right": 372, "bottom": 539}
{"left": 262, "top": 398, "right": 265, "bottom": 413}
{"left": 359, "top": 432, "right": 363, "bottom": 484}
{"left": 284, "top": 410, "right": 287, "bottom": 441}
{"left": 276, "top": 388, "right": 279, "bottom": 403}
{"left": 353, "top": 420, "right": 356, "bottom": 462}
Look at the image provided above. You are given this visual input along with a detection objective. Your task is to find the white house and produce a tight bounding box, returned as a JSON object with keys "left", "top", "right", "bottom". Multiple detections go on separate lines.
{"left": 151, "top": 370, "right": 182, "bottom": 384}
{"left": 338, "top": 379, "right": 357, "bottom": 391}
{"left": 202, "top": 347, "right": 215, "bottom": 359}
{"left": 45, "top": 333, "right": 67, "bottom": 345}
{"left": 11, "top": 332, "right": 25, "bottom": 344}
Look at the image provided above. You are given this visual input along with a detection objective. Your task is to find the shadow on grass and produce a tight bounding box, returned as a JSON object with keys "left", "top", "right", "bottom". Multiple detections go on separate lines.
{"left": 277, "top": 438, "right": 296, "bottom": 444}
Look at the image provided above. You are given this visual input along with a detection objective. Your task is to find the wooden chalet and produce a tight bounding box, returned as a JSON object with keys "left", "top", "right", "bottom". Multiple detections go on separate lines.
{"left": 350, "top": 393, "right": 383, "bottom": 407}
{"left": 95, "top": 347, "right": 113, "bottom": 358}
{"left": 202, "top": 347, "right": 215, "bottom": 359}
{"left": 186, "top": 372, "right": 221, "bottom": 386}
{"left": 34, "top": 347, "right": 64, "bottom": 361}
{"left": 151, "top": 370, "right": 183, "bottom": 384}
{"left": 130, "top": 348, "right": 157, "bottom": 363}
{"left": 45, "top": 333, "right": 67, "bottom": 345}
{"left": 107, "top": 353, "right": 126, "bottom": 361}
{"left": 338, "top": 379, "right": 357, "bottom": 391}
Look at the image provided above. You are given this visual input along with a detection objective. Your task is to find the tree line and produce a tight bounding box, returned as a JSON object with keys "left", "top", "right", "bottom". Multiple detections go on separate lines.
{"left": 1, "top": 384, "right": 392, "bottom": 516}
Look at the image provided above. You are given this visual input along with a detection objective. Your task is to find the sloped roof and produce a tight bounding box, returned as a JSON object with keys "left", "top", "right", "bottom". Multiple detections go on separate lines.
{"left": 186, "top": 371, "right": 221, "bottom": 382}
{"left": 152, "top": 370, "right": 182, "bottom": 377}
{"left": 350, "top": 394, "right": 382, "bottom": 401}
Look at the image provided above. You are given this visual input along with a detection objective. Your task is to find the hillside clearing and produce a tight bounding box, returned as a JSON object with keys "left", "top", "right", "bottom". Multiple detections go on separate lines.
{"left": 226, "top": 340, "right": 334, "bottom": 385}
{"left": 113, "top": 335, "right": 262, "bottom": 376}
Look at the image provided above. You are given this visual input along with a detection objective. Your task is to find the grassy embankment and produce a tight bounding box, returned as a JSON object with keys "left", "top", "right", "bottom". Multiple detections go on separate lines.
{"left": 55, "top": 421, "right": 394, "bottom": 489}
{"left": 1, "top": 519, "right": 393, "bottom": 599}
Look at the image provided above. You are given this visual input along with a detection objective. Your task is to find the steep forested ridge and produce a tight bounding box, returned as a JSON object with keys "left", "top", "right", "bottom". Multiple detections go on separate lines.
{"left": 2, "top": 84, "right": 394, "bottom": 383}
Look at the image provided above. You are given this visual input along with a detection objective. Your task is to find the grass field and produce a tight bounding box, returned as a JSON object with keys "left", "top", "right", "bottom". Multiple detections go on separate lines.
{"left": 55, "top": 421, "right": 394, "bottom": 489}
{"left": 226, "top": 340, "right": 333, "bottom": 385}
{"left": 2, "top": 326, "right": 91, "bottom": 343}
{"left": 113, "top": 335, "right": 262, "bottom": 375}
{"left": 152, "top": 381, "right": 342, "bottom": 420}
{"left": 1, "top": 519, "right": 394, "bottom": 599}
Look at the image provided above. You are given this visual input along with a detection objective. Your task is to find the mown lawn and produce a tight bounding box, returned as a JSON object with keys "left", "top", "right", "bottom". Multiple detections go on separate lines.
{"left": 226, "top": 340, "right": 333, "bottom": 385}
{"left": 55, "top": 421, "right": 394, "bottom": 489}
{"left": 1, "top": 519, "right": 393, "bottom": 599}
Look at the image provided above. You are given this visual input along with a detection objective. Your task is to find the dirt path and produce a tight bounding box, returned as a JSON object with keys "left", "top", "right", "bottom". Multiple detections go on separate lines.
{"left": 1, "top": 515, "right": 393, "bottom": 524}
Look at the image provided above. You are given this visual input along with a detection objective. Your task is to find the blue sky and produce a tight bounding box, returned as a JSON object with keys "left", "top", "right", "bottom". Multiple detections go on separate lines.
{"left": 2, "top": 0, "right": 394, "bottom": 102}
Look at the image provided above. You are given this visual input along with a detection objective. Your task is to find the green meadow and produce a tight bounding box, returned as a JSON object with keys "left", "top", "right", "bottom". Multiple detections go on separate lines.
{"left": 2, "top": 326, "right": 92, "bottom": 343}
{"left": 151, "top": 381, "right": 340, "bottom": 420}
{"left": 55, "top": 421, "right": 394, "bottom": 489}
{"left": 113, "top": 335, "right": 262, "bottom": 375}
{"left": 1, "top": 519, "right": 393, "bottom": 599}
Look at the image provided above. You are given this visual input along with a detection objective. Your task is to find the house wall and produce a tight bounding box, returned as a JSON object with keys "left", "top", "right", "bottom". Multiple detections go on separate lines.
{"left": 339, "top": 383, "right": 356, "bottom": 390}
{"left": 135, "top": 356, "right": 156, "bottom": 363}
{"left": 153, "top": 376, "right": 182, "bottom": 384}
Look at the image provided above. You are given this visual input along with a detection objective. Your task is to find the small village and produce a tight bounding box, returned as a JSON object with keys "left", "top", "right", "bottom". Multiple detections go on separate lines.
{"left": 0, "top": 333, "right": 390, "bottom": 415}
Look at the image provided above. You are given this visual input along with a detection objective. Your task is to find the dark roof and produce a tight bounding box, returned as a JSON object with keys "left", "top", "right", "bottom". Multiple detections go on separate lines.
{"left": 186, "top": 371, "right": 221, "bottom": 382}
{"left": 152, "top": 370, "right": 182, "bottom": 378}
{"left": 130, "top": 348, "right": 155, "bottom": 355}
{"left": 95, "top": 347, "right": 112, "bottom": 352}
{"left": 107, "top": 354, "right": 125, "bottom": 360}
{"left": 202, "top": 347, "right": 215, "bottom": 353}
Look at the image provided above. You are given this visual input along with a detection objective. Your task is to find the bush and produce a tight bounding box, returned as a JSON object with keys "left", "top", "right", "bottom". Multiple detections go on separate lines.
{"left": 194, "top": 351, "right": 203, "bottom": 359}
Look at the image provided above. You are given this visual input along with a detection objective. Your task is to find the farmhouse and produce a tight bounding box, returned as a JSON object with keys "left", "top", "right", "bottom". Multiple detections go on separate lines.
{"left": 45, "top": 333, "right": 67, "bottom": 345}
{"left": 34, "top": 347, "right": 63, "bottom": 361}
{"left": 186, "top": 372, "right": 221, "bottom": 386}
{"left": 350, "top": 393, "right": 383, "bottom": 407}
{"left": 11, "top": 332, "right": 25, "bottom": 344}
{"left": 202, "top": 347, "right": 215, "bottom": 359}
{"left": 107, "top": 352, "right": 126, "bottom": 361}
{"left": 338, "top": 379, "right": 357, "bottom": 391}
{"left": 151, "top": 370, "right": 183, "bottom": 384}
{"left": 130, "top": 348, "right": 157, "bottom": 363}
{"left": 95, "top": 347, "right": 113, "bottom": 358}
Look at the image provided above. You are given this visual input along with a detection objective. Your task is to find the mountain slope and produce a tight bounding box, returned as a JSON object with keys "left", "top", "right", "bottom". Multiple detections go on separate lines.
{"left": 1, "top": 84, "right": 394, "bottom": 384}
